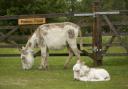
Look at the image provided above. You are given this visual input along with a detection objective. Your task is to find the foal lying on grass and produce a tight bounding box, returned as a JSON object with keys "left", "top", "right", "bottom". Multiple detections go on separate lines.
{"left": 73, "top": 60, "right": 110, "bottom": 81}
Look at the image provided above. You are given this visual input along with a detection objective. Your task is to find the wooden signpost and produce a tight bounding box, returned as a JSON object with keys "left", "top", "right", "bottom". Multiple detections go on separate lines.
{"left": 92, "top": 1, "right": 103, "bottom": 66}
{"left": 18, "top": 17, "right": 46, "bottom": 25}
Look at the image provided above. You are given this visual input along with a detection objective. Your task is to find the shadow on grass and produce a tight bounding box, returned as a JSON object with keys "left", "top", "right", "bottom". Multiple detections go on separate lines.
{"left": 103, "top": 56, "right": 128, "bottom": 66}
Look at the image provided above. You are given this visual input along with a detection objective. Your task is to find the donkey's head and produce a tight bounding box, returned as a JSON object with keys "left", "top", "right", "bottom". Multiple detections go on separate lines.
{"left": 20, "top": 46, "right": 34, "bottom": 70}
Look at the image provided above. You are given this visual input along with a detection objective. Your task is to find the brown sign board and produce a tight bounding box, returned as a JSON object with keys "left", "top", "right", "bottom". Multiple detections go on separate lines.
{"left": 18, "top": 18, "right": 46, "bottom": 25}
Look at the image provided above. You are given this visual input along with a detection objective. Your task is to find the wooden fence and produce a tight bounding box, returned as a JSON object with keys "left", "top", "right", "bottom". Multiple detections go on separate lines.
{"left": 0, "top": 1, "right": 128, "bottom": 65}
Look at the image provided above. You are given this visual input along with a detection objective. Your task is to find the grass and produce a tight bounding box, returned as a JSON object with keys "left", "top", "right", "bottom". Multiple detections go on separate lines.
{"left": 0, "top": 36, "right": 128, "bottom": 89}
{"left": 0, "top": 56, "right": 128, "bottom": 89}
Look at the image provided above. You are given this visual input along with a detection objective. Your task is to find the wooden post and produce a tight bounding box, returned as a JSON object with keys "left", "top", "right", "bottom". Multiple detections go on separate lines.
{"left": 92, "top": 0, "right": 103, "bottom": 66}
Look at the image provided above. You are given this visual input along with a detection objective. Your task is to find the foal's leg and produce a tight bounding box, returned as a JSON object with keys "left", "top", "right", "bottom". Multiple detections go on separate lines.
{"left": 39, "top": 46, "right": 48, "bottom": 70}
{"left": 64, "top": 46, "right": 74, "bottom": 69}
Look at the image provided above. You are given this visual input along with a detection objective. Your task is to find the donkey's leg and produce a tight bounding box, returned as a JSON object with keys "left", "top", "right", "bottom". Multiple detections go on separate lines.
{"left": 64, "top": 45, "right": 74, "bottom": 69}
{"left": 67, "top": 40, "right": 81, "bottom": 61}
{"left": 70, "top": 45, "right": 80, "bottom": 60}
{"left": 39, "top": 46, "right": 48, "bottom": 70}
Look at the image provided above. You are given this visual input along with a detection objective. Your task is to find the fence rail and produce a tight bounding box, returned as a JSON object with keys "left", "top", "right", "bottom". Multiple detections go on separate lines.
{"left": 0, "top": 10, "right": 128, "bottom": 20}
{"left": 0, "top": 53, "right": 127, "bottom": 57}
{"left": 0, "top": 32, "right": 127, "bottom": 42}
{"left": 0, "top": 21, "right": 128, "bottom": 29}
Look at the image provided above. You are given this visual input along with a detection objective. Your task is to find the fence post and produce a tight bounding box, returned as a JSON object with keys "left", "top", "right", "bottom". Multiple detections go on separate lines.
{"left": 92, "top": 0, "right": 103, "bottom": 66}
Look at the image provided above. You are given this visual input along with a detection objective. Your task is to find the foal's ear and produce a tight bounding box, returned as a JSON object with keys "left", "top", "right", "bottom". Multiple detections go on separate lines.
{"left": 76, "top": 60, "right": 81, "bottom": 64}
{"left": 81, "top": 61, "right": 85, "bottom": 65}
{"left": 76, "top": 60, "right": 85, "bottom": 65}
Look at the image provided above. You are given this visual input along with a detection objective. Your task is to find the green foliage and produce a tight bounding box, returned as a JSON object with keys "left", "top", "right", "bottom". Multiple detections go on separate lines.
{"left": 0, "top": 0, "right": 68, "bottom": 15}
{"left": 102, "top": 0, "right": 126, "bottom": 10}
{"left": 0, "top": 0, "right": 127, "bottom": 35}
{"left": 0, "top": 0, "right": 127, "bottom": 16}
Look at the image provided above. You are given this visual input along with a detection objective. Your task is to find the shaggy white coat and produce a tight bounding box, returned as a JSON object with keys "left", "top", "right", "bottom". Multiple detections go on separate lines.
{"left": 20, "top": 22, "right": 82, "bottom": 70}
{"left": 73, "top": 60, "right": 110, "bottom": 81}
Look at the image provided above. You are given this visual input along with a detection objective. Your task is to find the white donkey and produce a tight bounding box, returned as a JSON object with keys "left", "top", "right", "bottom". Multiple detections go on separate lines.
{"left": 73, "top": 60, "right": 110, "bottom": 81}
{"left": 20, "top": 22, "right": 82, "bottom": 70}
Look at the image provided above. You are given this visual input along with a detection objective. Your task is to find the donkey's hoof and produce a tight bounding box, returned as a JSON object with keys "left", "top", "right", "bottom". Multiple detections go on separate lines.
{"left": 38, "top": 66, "right": 43, "bottom": 70}
{"left": 38, "top": 66, "right": 48, "bottom": 70}
{"left": 64, "top": 66, "right": 68, "bottom": 69}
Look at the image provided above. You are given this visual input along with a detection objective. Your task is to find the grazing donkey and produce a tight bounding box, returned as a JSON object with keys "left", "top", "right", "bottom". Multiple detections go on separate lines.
{"left": 20, "top": 22, "right": 82, "bottom": 70}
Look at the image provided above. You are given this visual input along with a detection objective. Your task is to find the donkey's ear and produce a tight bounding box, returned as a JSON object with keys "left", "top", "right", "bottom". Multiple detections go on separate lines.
{"left": 17, "top": 45, "right": 22, "bottom": 52}
{"left": 26, "top": 41, "right": 32, "bottom": 49}
{"left": 29, "top": 49, "right": 34, "bottom": 54}
{"left": 18, "top": 47, "right": 22, "bottom": 52}
{"left": 22, "top": 46, "right": 24, "bottom": 49}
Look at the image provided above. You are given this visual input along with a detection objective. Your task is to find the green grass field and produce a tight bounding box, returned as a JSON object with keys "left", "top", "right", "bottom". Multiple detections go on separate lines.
{"left": 0, "top": 36, "right": 128, "bottom": 89}
{"left": 0, "top": 56, "right": 128, "bottom": 89}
